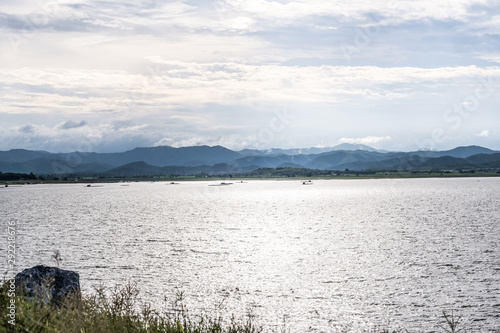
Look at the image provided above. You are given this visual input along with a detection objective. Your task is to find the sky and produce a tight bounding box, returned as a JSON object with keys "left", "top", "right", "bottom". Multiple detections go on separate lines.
{"left": 1, "top": 0, "right": 500, "bottom": 153}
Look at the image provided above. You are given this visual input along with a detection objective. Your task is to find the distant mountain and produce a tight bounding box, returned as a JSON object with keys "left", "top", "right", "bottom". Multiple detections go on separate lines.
{"left": 436, "top": 145, "right": 498, "bottom": 158}
{"left": 305, "top": 150, "right": 391, "bottom": 170}
{"left": 336, "top": 152, "right": 500, "bottom": 171}
{"left": 238, "top": 143, "right": 382, "bottom": 156}
{"left": 0, "top": 158, "right": 112, "bottom": 174}
{"left": 0, "top": 149, "right": 62, "bottom": 163}
{"left": 329, "top": 143, "right": 382, "bottom": 152}
{"left": 78, "top": 145, "right": 242, "bottom": 167}
{"left": 239, "top": 147, "right": 329, "bottom": 156}
{"left": 101, "top": 161, "right": 257, "bottom": 177}
{"left": 229, "top": 154, "right": 317, "bottom": 168}
{"left": 466, "top": 153, "right": 500, "bottom": 164}
{"left": 420, "top": 156, "right": 472, "bottom": 168}
{"left": 0, "top": 144, "right": 498, "bottom": 176}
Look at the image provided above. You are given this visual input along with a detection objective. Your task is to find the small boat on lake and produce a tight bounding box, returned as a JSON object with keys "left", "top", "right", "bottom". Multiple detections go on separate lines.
{"left": 208, "top": 182, "right": 233, "bottom": 187}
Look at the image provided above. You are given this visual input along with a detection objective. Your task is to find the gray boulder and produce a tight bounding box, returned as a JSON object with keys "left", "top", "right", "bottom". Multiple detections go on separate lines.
{"left": 15, "top": 265, "right": 80, "bottom": 304}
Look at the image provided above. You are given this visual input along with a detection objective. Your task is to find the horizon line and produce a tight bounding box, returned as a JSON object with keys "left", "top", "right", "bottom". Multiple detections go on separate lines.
{"left": 0, "top": 143, "right": 497, "bottom": 155}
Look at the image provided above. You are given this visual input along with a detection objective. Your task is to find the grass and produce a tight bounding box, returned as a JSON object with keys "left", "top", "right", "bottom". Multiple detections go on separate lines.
{"left": 0, "top": 280, "right": 262, "bottom": 333}
{"left": 0, "top": 279, "right": 486, "bottom": 333}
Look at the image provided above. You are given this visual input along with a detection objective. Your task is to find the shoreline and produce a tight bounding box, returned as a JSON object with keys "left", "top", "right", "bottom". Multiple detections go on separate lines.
{"left": 3, "top": 172, "right": 500, "bottom": 185}
{"left": 0, "top": 279, "right": 486, "bottom": 332}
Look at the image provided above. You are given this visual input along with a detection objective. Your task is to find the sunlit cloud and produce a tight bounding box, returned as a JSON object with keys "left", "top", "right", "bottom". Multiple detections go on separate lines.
{"left": 476, "top": 130, "right": 490, "bottom": 137}
{"left": 339, "top": 136, "right": 392, "bottom": 145}
{"left": 2, "top": 65, "right": 498, "bottom": 116}
{"left": 0, "top": 0, "right": 499, "bottom": 152}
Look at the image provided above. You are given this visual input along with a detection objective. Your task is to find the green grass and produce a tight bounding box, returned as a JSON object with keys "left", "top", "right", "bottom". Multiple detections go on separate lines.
{"left": 0, "top": 281, "right": 262, "bottom": 333}
{"left": 0, "top": 280, "right": 482, "bottom": 333}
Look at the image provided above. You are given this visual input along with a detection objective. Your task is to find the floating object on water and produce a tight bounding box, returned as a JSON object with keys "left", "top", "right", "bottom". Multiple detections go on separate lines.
{"left": 209, "top": 182, "right": 233, "bottom": 186}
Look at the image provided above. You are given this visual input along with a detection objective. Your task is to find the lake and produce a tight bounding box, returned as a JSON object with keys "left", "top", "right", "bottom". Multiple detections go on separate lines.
{"left": 2, "top": 178, "right": 500, "bottom": 331}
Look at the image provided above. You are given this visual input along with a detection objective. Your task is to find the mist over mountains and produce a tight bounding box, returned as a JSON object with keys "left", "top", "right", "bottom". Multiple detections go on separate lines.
{"left": 1, "top": 144, "right": 499, "bottom": 177}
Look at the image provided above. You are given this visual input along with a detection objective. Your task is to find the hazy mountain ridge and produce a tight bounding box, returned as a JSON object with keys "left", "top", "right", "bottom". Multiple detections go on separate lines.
{"left": 101, "top": 161, "right": 258, "bottom": 177}
{"left": 68, "top": 145, "right": 242, "bottom": 167}
{"left": 0, "top": 144, "right": 498, "bottom": 176}
{"left": 239, "top": 143, "right": 381, "bottom": 156}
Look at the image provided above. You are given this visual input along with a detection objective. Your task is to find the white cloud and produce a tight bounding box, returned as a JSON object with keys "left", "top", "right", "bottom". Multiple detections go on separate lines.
{"left": 170, "top": 115, "right": 209, "bottom": 124}
{"left": 476, "top": 130, "right": 489, "bottom": 137}
{"left": 59, "top": 120, "right": 87, "bottom": 129}
{"left": 468, "top": 13, "right": 500, "bottom": 36}
{"left": 18, "top": 124, "right": 36, "bottom": 133}
{"left": 1, "top": 1, "right": 500, "bottom": 152}
{"left": 0, "top": 120, "right": 162, "bottom": 152}
{"left": 1, "top": 65, "right": 499, "bottom": 118}
{"left": 219, "top": 0, "right": 491, "bottom": 28}
{"left": 339, "top": 136, "right": 392, "bottom": 145}
{"left": 477, "top": 55, "right": 500, "bottom": 64}
{"left": 153, "top": 138, "right": 175, "bottom": 147}
{"left": 154, "top": 134, "right": 259, "bottom": 150}
{"left": 1, "top": 0, "right": 489, "bottom": 34}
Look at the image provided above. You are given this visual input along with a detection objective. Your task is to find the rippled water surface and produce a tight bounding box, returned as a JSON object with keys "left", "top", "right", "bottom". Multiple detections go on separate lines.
{"left": 2, "top": 178, "right": 500, "bottom": 331}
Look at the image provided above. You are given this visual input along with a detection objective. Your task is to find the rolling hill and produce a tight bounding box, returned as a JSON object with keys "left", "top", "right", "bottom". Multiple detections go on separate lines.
{"left": 0, "top": 145, "right": 499, "bottom": 176}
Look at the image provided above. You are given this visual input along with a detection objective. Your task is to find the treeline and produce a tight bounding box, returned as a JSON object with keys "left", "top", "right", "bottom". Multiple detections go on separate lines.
{"left": 2, "top": 167, "right": 499, "bottom": 182}
{"left": 0, "top": 172, "right": 38, "bottom": 181}
{"left": 240, "top": 167, "right": 500, "bottom": 178}
{"left": 242, "top": 167, "right": 376, "bottom": 178}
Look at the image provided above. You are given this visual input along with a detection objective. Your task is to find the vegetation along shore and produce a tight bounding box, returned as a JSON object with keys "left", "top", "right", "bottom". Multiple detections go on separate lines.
{"left": 0, "top": 278, "right": 483, "bottom": 333}
{"left": 1, "top": 167, "right": 500, "bottom": 186}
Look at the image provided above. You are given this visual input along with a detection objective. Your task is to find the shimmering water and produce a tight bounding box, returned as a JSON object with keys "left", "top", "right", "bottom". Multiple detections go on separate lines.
{"left": 2, "top": 178, "right": 500, "bottom": 331}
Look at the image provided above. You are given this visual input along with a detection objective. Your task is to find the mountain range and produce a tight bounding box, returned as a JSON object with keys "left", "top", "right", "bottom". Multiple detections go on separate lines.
{"left": 1, "top": 144, "right": 499, "bottom": 177}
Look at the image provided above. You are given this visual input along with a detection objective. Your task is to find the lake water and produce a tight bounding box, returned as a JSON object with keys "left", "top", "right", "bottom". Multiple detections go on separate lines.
{"left": 2, "top": 178, "right": 500, "bottom": 332}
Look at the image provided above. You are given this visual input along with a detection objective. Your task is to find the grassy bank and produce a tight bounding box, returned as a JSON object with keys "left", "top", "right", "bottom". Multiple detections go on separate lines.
{"left": 1, "top": 280, "right": 476, "bottom": 333}
{"left": 0, "top": 281, "right": 264, "bottom": 333}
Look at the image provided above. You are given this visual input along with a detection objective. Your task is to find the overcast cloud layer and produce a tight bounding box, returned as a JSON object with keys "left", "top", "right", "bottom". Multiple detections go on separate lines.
{"left": 1, "top": 0, "right": 500, "bottom": 152}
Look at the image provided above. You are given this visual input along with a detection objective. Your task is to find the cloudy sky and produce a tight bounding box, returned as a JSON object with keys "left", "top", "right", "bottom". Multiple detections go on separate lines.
{"left": 1, "top": 0, "right": 499, "bottom": 152}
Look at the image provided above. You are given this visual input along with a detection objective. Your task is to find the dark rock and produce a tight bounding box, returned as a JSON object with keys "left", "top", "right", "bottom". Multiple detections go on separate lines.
{"left": 15, "top": 265, "right": 80, "bottom": 304}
